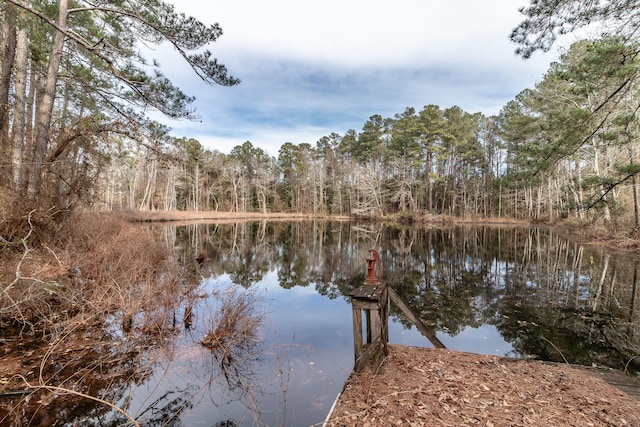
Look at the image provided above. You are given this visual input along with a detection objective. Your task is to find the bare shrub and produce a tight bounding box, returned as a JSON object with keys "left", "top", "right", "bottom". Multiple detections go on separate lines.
{"left": 199, "top": 287, "right": 265, "bottom": 400}
{"left": 0, "top": 211, "right": 182, "bottom": 338}
{"left": 201, "top": 287, "right": 263, "bottom": 354}
{"left": 0, "top": 192, "right": 61, "bottom": 249}
{"left": 1, "top": 212, "right": 185, "bottom": 425}
{"left": 56, "top": 212, "right": 182, "bottom": 331}
{"left": 0, "top": 209, "right": 67, "bottom": 331}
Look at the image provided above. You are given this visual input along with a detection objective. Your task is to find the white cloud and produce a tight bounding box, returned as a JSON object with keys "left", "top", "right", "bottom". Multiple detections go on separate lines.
{"left": 153, "top": 0, "right": 577, "bottom": 155}
{"left": 175, "top": 0, "right": 535, "bottom": 67}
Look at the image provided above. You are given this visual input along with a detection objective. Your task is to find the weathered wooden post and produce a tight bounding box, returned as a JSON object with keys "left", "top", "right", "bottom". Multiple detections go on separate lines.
{"left": 349, "top": 249, "right": 389, "bottom": 372}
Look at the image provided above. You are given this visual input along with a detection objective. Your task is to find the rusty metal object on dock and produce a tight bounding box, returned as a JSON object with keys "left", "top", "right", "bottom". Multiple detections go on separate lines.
{"left": 364, "top": 249, "right": 382, "bottom": 284}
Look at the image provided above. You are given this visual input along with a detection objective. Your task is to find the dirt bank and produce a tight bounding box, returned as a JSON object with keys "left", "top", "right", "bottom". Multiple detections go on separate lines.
{"left": 325, "top": 345, "right": 640, "bottom": 427}
{"left": 122, "top": 210, "right": 349, "bottom": 223}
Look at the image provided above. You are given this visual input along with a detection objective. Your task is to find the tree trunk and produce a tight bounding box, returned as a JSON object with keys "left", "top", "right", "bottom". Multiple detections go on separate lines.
{"left": 629, "top": 145, "right": 639, "bottom": 228}
{"left": 426, "top": 151, "right": 433, "bottom": 211}
{"left": 0, "top": 10, "right": 17, "bottom": 165}
{"left": 27, "top": 0, "right": 68, "bottom": 202}
{"left": 10, "top": 20, "right": 28, "bottom": 193}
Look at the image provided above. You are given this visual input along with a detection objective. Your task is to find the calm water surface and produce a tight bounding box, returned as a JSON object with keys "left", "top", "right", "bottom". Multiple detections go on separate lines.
{"left": 109, "top": 221, "right": 639, "bottom": 426}
{"left": 25, "top": 221, "right": 640, "bottom": 426}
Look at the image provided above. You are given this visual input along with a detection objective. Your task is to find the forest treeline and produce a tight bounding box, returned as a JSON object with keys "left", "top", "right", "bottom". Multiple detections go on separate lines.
{"left": 1, "top": 1, "right": 640, "bottom": 231}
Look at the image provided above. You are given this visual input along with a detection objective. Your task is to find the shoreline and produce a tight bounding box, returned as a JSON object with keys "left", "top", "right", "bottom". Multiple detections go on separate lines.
{"left": 119, "top": 210, "right": 351, "bottom": 223}
{"left": 103, "top": 209, "right": 640, "bottom": 252}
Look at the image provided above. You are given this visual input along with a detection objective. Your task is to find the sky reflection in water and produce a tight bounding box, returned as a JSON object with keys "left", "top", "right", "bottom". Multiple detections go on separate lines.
{"left": 142, "top": 269, "right": 516, "bottom": 426}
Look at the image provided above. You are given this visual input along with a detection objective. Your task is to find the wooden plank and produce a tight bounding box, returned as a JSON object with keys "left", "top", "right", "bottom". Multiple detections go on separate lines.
{"left": 587, "top": 369, "right": 640, "bottom": 398}
{"left": 350, "top": 284, "right": 390, "bottom": 372}
{"left": 352, "top": 307, "right": 363, "bottom": 364}
{"left": 388, "top": 287, "right": 446, "bottom": 349}
{"left": 370, "top": 309, "right": 381, "bottom": 343}
{"left": 355, "top": 342, "right": 383, "bottom": 372}
{"left": 350, "top": 285, "right": 382, "bottom": 300}
{"left": 381, "top": 287, "right": 389, "bottom": 356}
{"left": 540, "top": 361, "right": 640, "bottom": 399}
{"left": 351, "top": 300, "right": 380, "bottom": 311}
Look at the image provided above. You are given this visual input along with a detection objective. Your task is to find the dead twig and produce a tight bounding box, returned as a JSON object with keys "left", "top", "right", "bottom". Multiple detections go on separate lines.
{"left": 1, "top": 209, "right": 37, "bottom": 323}
{"left": 624, "top": 355, "right": 640, "bottom": 375}
{"left": 540, "top": 336, "right": 570, "bottom": 365}
{"left": 15, "top": 375, "right": 141, "bottom": 427}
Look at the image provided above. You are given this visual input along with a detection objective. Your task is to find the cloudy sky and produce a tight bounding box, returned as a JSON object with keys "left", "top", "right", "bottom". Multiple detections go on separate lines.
{"left": 154, "top": 0, "right": 577, "bottom": 157}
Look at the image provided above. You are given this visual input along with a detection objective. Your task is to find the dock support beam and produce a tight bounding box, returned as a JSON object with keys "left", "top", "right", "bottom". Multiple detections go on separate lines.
{"left": 350, "top": 283, "right": 389, "bottom": 372}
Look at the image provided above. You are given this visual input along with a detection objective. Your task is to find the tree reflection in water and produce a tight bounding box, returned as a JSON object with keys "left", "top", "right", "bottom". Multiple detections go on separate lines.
{"left": 170, "top": 221, "right": 640, "bottom": 374}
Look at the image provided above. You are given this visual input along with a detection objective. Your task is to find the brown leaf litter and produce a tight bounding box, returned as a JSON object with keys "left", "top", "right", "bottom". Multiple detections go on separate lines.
{"left": 324, "top": 345, "right": 640, "bottom": 427}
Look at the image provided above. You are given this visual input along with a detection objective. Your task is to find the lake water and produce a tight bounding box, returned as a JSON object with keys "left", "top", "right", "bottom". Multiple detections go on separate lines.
{"left": 110, "top": 221, "right": 638, "bottom": 426}
{"left": 10, "top": 221, "right": 640, "bottom": 426}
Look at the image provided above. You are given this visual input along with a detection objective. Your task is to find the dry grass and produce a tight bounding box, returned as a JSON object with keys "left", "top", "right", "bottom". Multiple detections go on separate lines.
{"left": 57, "top": 212, "right": 181, "bottom": 329}
{"left": 0, "top": 210, "right": 181, "bottom": 337}
{"left": 201, "top": 287, "right": 263, "bottom": 353}
{"left": 0, "top": 193, "right": 59, "bottom": 247}
{"left": 123, "top": 209, "right": 333, "bottom": 223}
{"left": 0, "top": 209, "right": 275, "bottom": 426}
{"left": 0, "top": 211, "right": 185, "bottom": 425}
